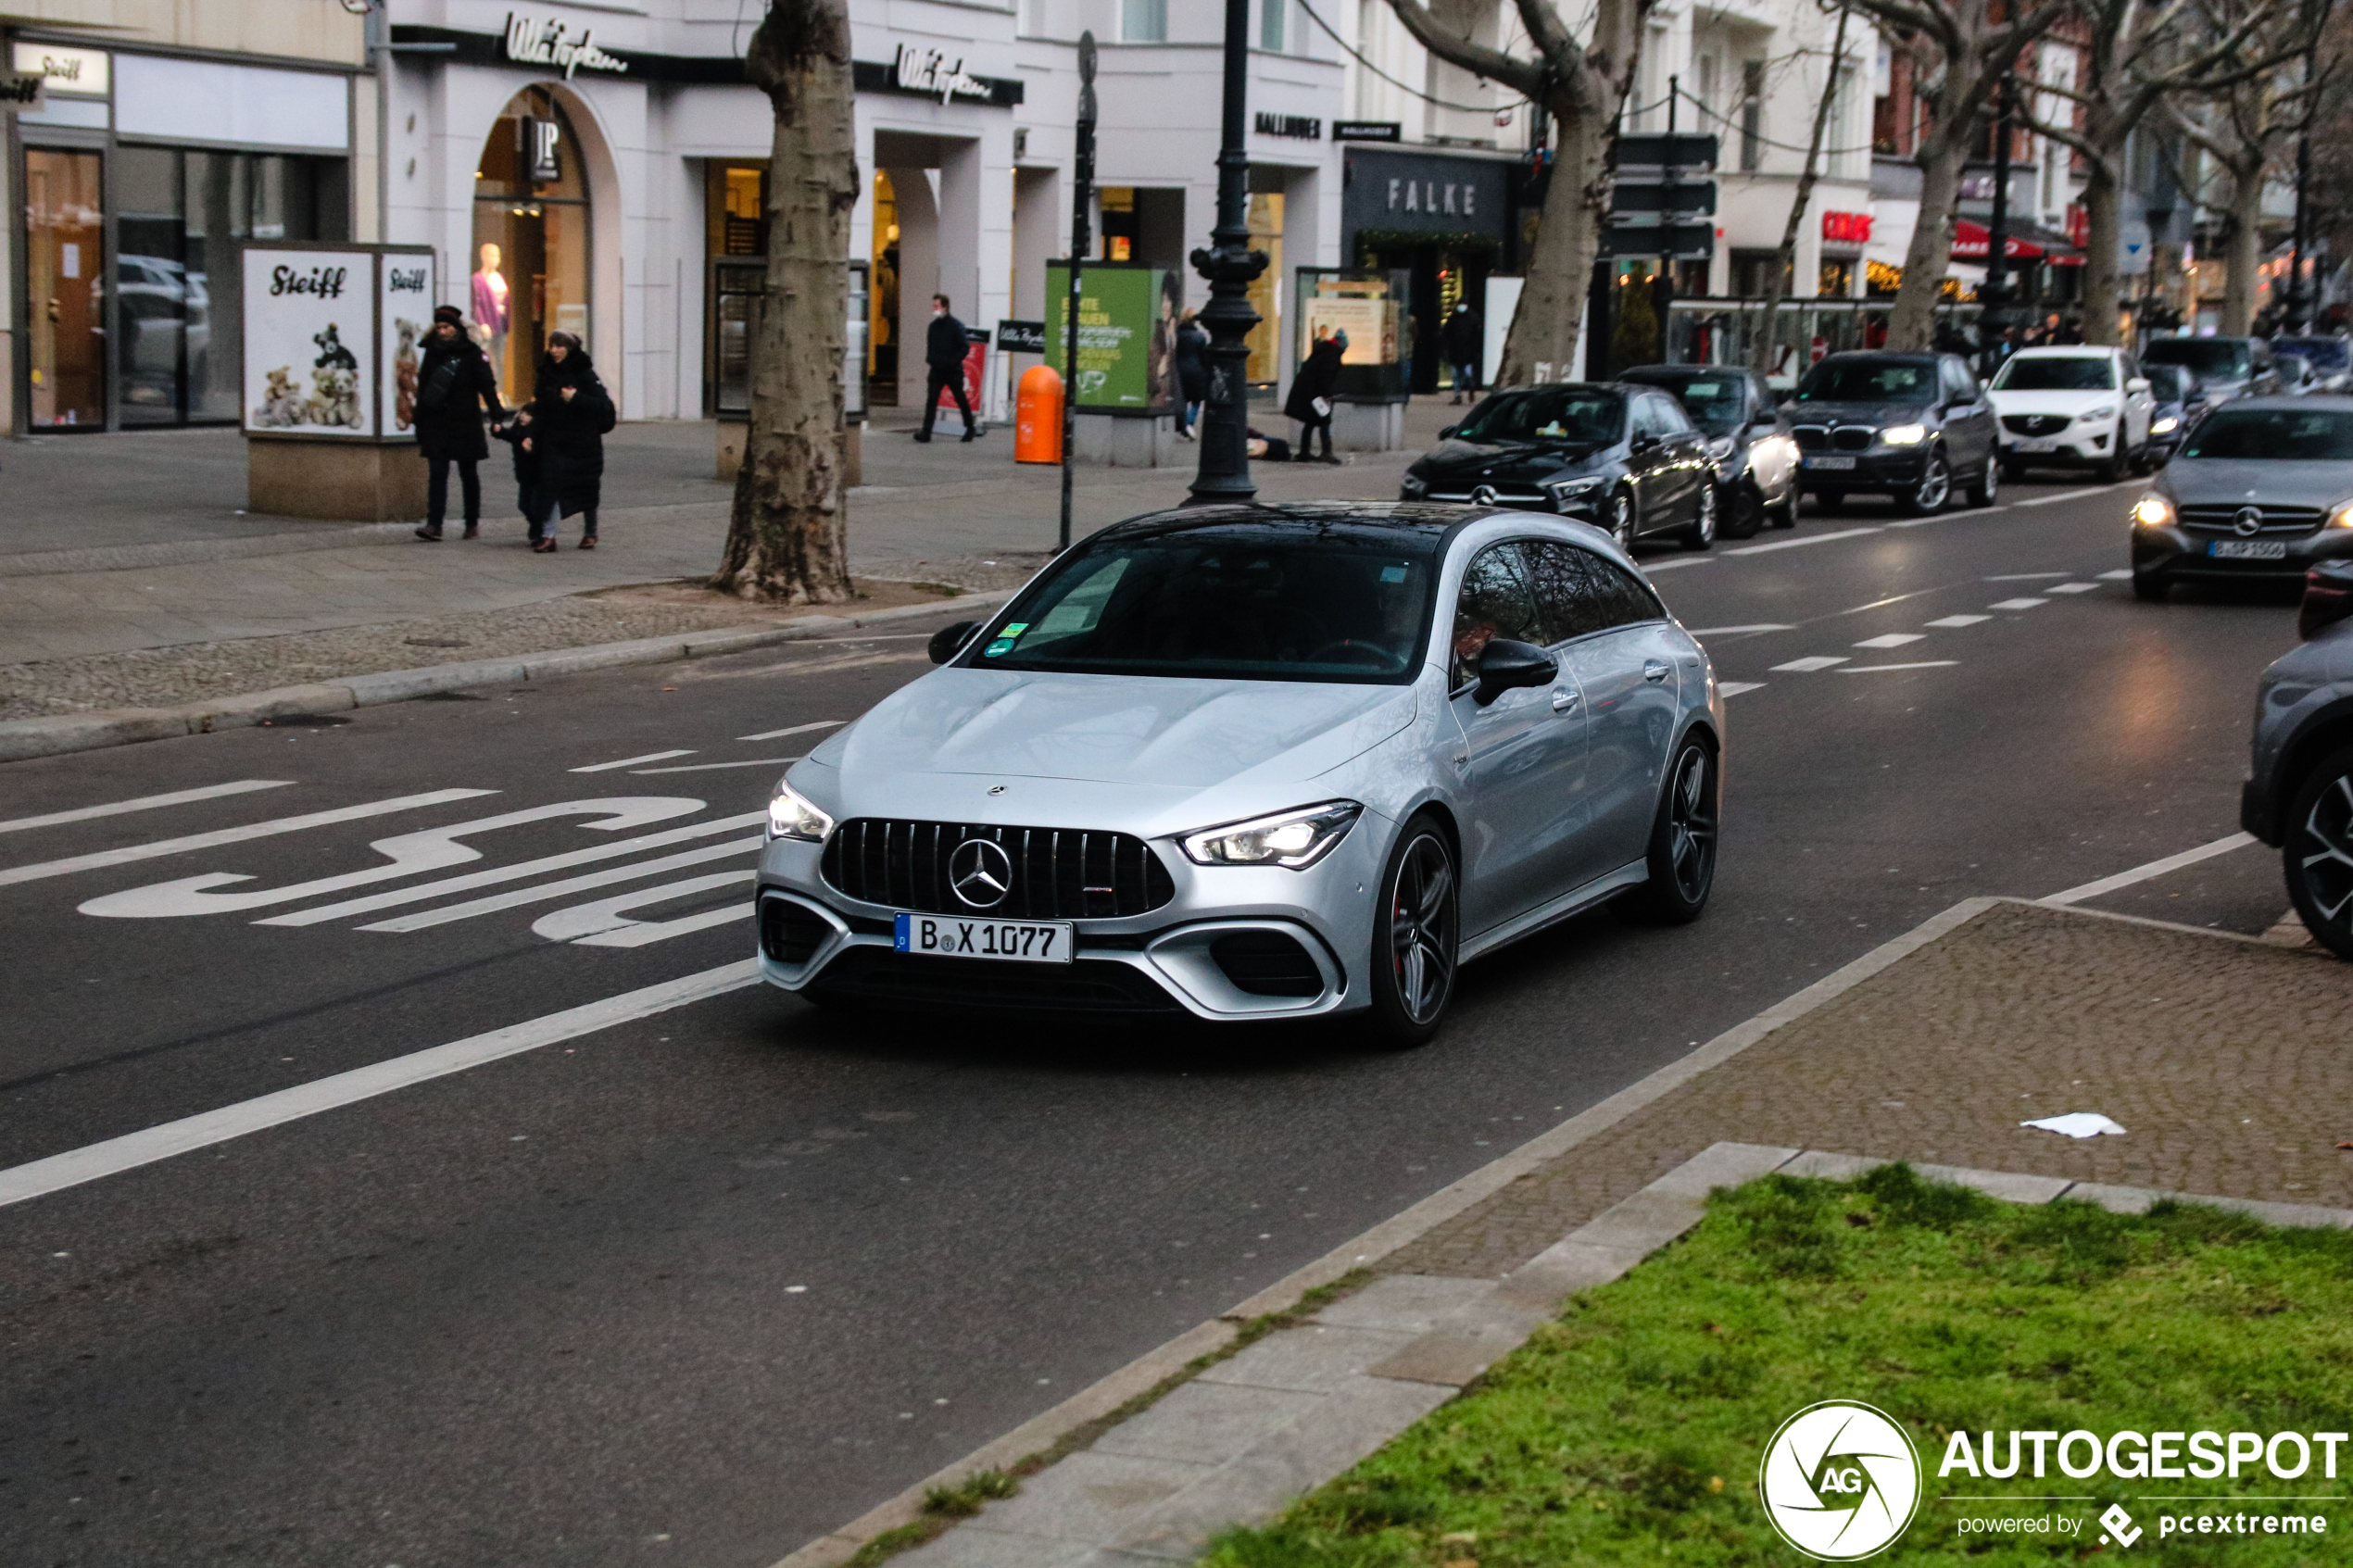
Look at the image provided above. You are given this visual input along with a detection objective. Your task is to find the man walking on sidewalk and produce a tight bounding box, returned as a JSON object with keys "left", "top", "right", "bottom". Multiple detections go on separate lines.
{"left": 915, "top": 294, "right": 982, "bottom": 444}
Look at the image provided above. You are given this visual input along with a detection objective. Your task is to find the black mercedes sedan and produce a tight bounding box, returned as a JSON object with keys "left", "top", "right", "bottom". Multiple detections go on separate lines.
{"left": 1619, "top": 363, "right": 1801, "bottom": 537}
{"left": 1400, "top": 382, "right": 1720, "bottom": 549}
{"left": 1787, "top": 351, "right": 2000, "bottom": 515}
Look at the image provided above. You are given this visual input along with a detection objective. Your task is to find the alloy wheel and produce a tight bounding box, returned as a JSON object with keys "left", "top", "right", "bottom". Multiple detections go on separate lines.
{"left": 1692, "top": 483, "right": 1718, "bottom": 546}
{"left": 1665, "top": 744, "right": 1718, "bottom": 903}
{"left": 1388, "top": 833, "right": 1458, "bottom": 1026}
{"left": 2290, "top": 761, "right": 2353, "bottom": 957}
{"left": 1908, "top": 452, "right": 1951, "bottom": 513}
{"left": 1612, "top": 491, "right": 1638, "bottom": 548}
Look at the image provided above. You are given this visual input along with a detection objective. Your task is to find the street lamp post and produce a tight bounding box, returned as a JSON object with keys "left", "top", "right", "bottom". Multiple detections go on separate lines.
{"left": 1979, "top": 72, "right": 2018, "bottom": 375}
{"left": 1059, "top": 32, "right": 1098, "bottom": 552}
{"left": 1187, "top": 0, "right": 1267, "bottom": 506}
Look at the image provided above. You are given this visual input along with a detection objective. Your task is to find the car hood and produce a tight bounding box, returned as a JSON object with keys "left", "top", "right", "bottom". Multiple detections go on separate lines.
{"left": 811, "top": 669, "right": 1420, "bottom": 803}
{"left": 1411, "top": 439, "right": 1599, "bottom": 481}
{"left": 1986, "top": 389, "right": 2117, "bottom": 415}
{"left": 1781, "top": 400, "right": 1929, "bottom": 426}
{"left": 2159, "top": 458, "right": 2353, "bottom": 510}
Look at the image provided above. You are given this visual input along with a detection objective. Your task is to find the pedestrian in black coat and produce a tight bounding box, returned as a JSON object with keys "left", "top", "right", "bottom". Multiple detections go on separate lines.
{"left": 1175, "top": 309, "right": 1211, "bottom": 440}
{"left": 492, "top": 404, "right": 542, "bottom": 528}
{"left": 1284, "top": 332, "right": 1346, "bottom": 463}
{"left": 413, "top": 305, "right": 505, "bottom": 540}
{"left": 525, "top": 331, "right": 616, "bottom": 552}
{"left": 1440, "top": 303, "right": 1483, "bottom": 404}
{"left": 916, "top": 293, "right": 982, "bottom": 443}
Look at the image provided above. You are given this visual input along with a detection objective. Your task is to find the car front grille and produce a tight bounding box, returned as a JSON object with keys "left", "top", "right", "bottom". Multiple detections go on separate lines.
{"left": 810, "top": 947, "right": 1186, "bottom": 1012}
{"left": 2177, "top": 504, "right": 2326, "bottom": 536}
{"left": 2003, "top": 414, "right": 2073, "bottom": 436}
{"left": 1792, "top": 425, "right": 1827, "bottom": 451}
{"left": 821, "top": 819, "right": 1177, "bottom": 919}
{"left": 1793, "top": 424, "right": 1875, "bottom": 452}
{"left": 1426, "top": 483, "right": 1549, "bottom": 508}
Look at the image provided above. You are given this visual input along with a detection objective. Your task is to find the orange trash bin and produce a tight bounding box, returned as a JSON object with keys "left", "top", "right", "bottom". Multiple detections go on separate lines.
{"left": 1015, "top": 364, "right": 1064, "bottom": 464}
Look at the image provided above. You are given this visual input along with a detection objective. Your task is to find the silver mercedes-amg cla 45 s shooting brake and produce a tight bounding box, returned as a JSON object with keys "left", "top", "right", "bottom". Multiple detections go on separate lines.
{"left": 754, "top": 503, "right": 1724, "bottom": 1046}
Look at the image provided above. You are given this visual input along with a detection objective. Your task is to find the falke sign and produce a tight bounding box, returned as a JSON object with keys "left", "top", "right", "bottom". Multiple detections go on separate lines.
{"left": 501, "top": 14, "right": 628, "bottom": 77}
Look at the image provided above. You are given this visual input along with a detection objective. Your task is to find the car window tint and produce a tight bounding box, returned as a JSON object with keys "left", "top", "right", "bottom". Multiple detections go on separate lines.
{"left": 1651, "top": 395, "right": 1696, "bottom": 433}
{"left": 1794, "top": 358, "right": 1936, "bottom": 402}
{"left": 1452, "top": 544, "right": 1545, "bottom": 686}
{"left": 1589, "top": 555, "right": 1667, "bottom": 629}
{"left": 1522, "top": 542, "right": 1664, "bottom": 641}
{"left": 1453, "top": 387, "right": 1626, "bottom": 445}
{"left": 2181, "top": 407, "right": 2353, "bottom": 461}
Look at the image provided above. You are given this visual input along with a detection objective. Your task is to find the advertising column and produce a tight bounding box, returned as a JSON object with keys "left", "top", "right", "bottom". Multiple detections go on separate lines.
{"left": 1045, "top": 261, "right": 1180, "bottom": 466}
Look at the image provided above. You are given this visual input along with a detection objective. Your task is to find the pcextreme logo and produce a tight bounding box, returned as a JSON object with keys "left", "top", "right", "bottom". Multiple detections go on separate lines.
{"left": 1760, "top": 1401, "right": 1923, "bottom": 1561}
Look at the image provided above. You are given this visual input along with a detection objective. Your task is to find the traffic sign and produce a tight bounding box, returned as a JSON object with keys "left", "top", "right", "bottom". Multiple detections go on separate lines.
{"left": 1614, "top": 132, "right": 1718, "bottom": 171}
{"left": 1611, "top": 182, "right": 1718, "bottom": 218}
{"left": 1600, "top": 222, "right": 1716, "bottom": 260}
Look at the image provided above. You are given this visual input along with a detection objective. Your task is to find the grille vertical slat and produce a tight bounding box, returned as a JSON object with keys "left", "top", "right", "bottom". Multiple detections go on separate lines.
{"left": 822, "top": 819, "right": 1175, "bottom": 919}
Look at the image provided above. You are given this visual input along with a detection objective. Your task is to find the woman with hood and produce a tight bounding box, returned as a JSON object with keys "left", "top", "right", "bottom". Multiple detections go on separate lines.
{"left": 1284, "top": 328, "right": 1346, "bottom": 463}
{"left": 525, "top": 330, "right": 616, "bottom": 551}
{"left": 1174, "top": 307, "right": 1211, "bottom": 440}
{"left": 411, "top": 305, "right": 505, "bottom": 541}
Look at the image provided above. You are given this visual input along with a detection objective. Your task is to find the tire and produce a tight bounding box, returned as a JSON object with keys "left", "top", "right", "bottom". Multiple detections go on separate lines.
{"left": 2095, "top": 426, "right": 2126, "bottom": 483}
{"left": 1724, "top": 484, "right": 1767, "bottom": 540}
{"left": 1769, "top": 495, "right": 1798, "bottom": 529}
{"left": 1627, "top": 734, "right": 1720, "bottom": 923}
{"left": 1964, "top": 453, "right": 1999, "bottom": 508}
{"left": 1897, "top": 447, "right": 1952, "bottom": 516}
{"left": 2001, "top": 458, "right": 2030, "bottom": 485}
{"left": 1367, "top": 816, "right": 1461, "bottom": 1047}
{"left": 1609, "top": 488, "right": 1640, "bottom": 550}
{"left": 2131, "top": 571, "right": 2169, "bottom": 602}
{"left": 1679, "top": 481, "right": 1719, "bottom": 550}
{"left": 1812, "top": 489, "right": 1843, "bottom": 513}
{"left": 2284, "top": 744, "right": 2353, "bottom": 960}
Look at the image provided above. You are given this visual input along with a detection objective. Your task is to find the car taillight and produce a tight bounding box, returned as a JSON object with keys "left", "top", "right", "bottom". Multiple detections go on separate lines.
{"left": 2299, "top": 560, "right": 2353, "bottom": 640}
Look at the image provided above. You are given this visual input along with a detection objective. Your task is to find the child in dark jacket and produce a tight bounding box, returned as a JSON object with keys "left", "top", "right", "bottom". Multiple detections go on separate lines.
{"left": 492, "top": 405, "right": 547, "bottom": 544}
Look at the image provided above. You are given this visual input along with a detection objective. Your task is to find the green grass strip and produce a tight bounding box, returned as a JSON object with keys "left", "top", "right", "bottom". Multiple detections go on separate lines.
{"left": 1204, "top": 1166, "right": 2353, "bottom": 1566}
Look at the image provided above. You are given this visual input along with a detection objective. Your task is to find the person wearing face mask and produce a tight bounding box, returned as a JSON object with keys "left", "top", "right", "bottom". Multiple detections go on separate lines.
{"left": 916, "top": 293, "right": 983, "bottom": 443}
{"left": 411, "top": 305, "right": 505, "bottom": 541}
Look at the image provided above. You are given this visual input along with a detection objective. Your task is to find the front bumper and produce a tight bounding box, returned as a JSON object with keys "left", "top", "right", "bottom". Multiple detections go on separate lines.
{"left": 2133, "top": 522, "right": 2353, "bottom": 582}
{"left": 750, "top": 824, "right": 1385, "bottom": 1022}
{"left": 2000, "top": 434, "right": 2113, "bottom": 466}
{"left": 1797, "top": 449, "right": 1929, "bottom": 493}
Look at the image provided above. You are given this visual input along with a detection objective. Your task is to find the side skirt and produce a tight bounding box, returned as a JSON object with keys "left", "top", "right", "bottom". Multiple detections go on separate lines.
{"left": 1459, "top": 858, "right": 1650, "bottom": 964}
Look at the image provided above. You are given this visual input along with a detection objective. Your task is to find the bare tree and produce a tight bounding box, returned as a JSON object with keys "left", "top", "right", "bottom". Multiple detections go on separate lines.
{"left": 2011, "top": 0, "right": 2306, "bottom": 344}
{"left": 713, "top": 0, "right": 860, "bottom": 603}
{"left": 1839, "top": 0, "right": 2072, "bottom": 347}
{"left": 1752, "top": 3, "right": 1857, "bottom": 374}
{"left": 1383, "top": 0, "right": 1646, "bottom": 383}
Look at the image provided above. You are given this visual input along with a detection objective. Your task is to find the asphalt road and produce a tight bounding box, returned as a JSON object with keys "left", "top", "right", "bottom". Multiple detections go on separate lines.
{"left": 0, "top": 474, "right": 2311, "bottom": 1567}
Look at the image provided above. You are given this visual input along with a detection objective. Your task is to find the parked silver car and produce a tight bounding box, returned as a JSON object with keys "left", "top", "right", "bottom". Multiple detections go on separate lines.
{"left": 2242, "top": 559, "right": 2353, "bottom": 958}
{"left": 2128, "top": 396, "right": 2353, "bottom": 600}
{"left": 754, "top": 504, "right": 1725, "bottom": 1045}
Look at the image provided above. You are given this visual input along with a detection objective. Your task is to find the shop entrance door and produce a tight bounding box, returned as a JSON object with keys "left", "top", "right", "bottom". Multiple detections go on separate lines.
{"left": 23, "top": 149, "right": 106, "bottom": 428}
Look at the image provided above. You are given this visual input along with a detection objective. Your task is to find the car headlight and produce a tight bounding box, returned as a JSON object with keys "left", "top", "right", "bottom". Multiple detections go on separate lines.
{"left": 2329, "top": 500, "right": 2353, "bottom": 530}
{"left": 2151, "top": 415, "right": 2179, "bottom": 434}
{"left": 1400, "top": 471, "right": 1428, "bottom": 497}
{"left": 768, "top": 780, "right": 835, "bottom": 842}
{"left": 1879, "top": 422, "right": 1928, "bottom": 445}
{"left": 1544, "top": 475, "right": 1607, "bottom": 510}
{"left": 2131, "top": 495, "right": 2173, "bottom": 529}
{"left": 2079, "top": 404, "right": 2118, "bottom": 423}
{"left": 1179, "top": 801, "right": 1362, "bottom": 869}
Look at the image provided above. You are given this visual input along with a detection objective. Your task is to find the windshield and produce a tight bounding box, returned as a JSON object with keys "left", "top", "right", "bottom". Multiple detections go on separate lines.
{"left": 1991, "top": 356, "right": 2115, "bottom": 392}
{"left": 2180, "top": 407, "right": 2353, "bottom": 461}
{"left": 2145, "top": 365, "right": 2196, "bottom": 402}
{"left": 1793, "top": 358, "right": 1936, "bottom": 404}
{"left": 2274, "top": 337, "right": 2350, "bottom": 370}
{"left": 2144, "top": 338, "right": 2252, "bottom": 380}
{"left": 1453, "top": 387, "right": 1626, "bottom": 445}
{"left": 967, "top": 523, "right": 1440, "bottom": 684}
{"left": 1634, "top": 374, "right": 1747, "bottom": 433}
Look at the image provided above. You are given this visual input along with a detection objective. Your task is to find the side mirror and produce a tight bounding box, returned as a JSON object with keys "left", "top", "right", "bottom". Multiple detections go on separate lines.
{"left": 928, "top": 620, "right": 983, "bottom": 664}
{"left": 1473, "top": 639, "right": 1559, "bottom": 707}
{"left": 1439, "top": 425, "right": 1458, "bottom": 440}
{"left": 2127, "top": 376, "right": 2151, "bottom": 393}
{"left": 1629, "top": 433, "right": 1659, "bottom": 454}
{"left": 2300, "top": 559, "right": 2353, "bottom": 640}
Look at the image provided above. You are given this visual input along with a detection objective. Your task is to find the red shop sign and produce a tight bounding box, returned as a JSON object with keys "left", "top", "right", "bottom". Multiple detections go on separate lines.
{"left": 1821, "top": 210, "right": 1873, "bottom": 244}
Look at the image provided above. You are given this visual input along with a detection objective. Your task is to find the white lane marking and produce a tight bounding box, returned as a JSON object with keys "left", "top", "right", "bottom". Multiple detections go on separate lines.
{"left": 1727, "top": 527, "right": 1882, "bottom": 556}
{"left": 1718, "top": 682, "right": 1768, "bottom": 697}
{"left": 1837, "top": 660, "right": 1960, "bottom": 673}
{"left": 2040, "top": 831, "right": 2259, "bottom": 907}
{"left": 570, "top": 750, "right": 695, "bottom": 772}
{"left": 1853, "top": 633, "right": 1926, "bottom": 649}
{"left": 0, "top": 960, "right": 761, "bottom": 1211}
{"left": 2015, "top": 486, "right": 2115, "bottom": 508}
{"left": 257, "top": 809, "right": 768, "bottom": 926}
{"left": 359, "top": 837, "right": 762, "bottom": 931}
{"left": 2045, "top": 582, "right": 2101, "bottom": 595}
{"left": 1923, "top": 614, "right": 1992, "bottom": 629}
{"left": 0, "top": 790, "right": 496, "bottom": 890}
{"left": 1771, "top": 656, "right": 1851, "bottom": 672}
{"left": 1986, "top": 571, "right": 2070, "bottom": 581}
{"left": 1686, "top": 623, "right": 1796, "bottom": 635}
{"left": 1639, "top": 557, "right": 1717, "bottom": 574}
{"left": 1884, "top": 515, "right": 1945, "bottom": 528}
{"left": 737, "top": 719, "right": 849, "bottom": 743}
{"left": 534, "top": 872, "right": 750, "bottom": 946}
{"left": 631, "top": 756, "right": 806, "bottom": 775}
{"left": 1986, "top": 597, "right": 2049, "bottom": 610}
{"left": 0, "top": 781, "right": 294, "bottom": 837}
{"left": 80, "top": 798, "right": 707, "bottom": 920}
{"left": 2098, "top": 569, "right": 2134, "bottom": 581}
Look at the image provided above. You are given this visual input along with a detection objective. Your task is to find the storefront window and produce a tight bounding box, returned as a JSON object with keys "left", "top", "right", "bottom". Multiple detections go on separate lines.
{"left": 870, "top": 170, "right": 900, "bottom": 402}
{"left": 472, "top": 90, "right": 591, "bottom": 401}
{"left": 1818, "top": 259, "right": 1855, "bottom": 298}
{"left": 1245, "top": 191, "right": 1284, "bottom": 384}
{"left": 24, "top": 149, "right": 104, "bottom": 428}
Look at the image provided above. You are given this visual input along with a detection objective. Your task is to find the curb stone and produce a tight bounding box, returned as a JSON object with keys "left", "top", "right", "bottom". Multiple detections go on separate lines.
{"left": 0, "top": 590, "right": 1011, "bottom": 764}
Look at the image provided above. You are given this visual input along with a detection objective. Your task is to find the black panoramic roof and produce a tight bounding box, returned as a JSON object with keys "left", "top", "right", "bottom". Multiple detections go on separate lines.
{"left": 1101, "top": 501, "right": 1470, "bottom": 544}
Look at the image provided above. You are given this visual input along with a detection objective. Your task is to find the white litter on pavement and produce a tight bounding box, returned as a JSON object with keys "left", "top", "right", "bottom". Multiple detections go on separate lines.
{"left": 2021, "top": 1112, "right": 2128, "bottom": 1139}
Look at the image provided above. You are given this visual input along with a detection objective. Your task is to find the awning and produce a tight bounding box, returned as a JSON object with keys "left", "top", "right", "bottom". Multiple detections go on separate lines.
{"left": 1952, "top": 219, "right": 2085, "bottom": 267}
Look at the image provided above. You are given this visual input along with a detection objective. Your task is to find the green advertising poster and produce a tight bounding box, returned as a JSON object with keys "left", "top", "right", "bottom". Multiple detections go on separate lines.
{"left": 1046, "top": 263, "right": 1176, "bottom": 409}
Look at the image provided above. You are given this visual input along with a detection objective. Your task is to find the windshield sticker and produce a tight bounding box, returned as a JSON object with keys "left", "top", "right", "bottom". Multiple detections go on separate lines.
{"left": 983, "top": 622, "right": 1029, "bottom": 658}
{"left": 1380, "top": 564, "right": 1410, "bottom": 583}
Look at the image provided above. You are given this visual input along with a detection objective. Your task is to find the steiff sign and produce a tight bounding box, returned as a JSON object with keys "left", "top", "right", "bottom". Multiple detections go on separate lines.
{"left": 500, "top": 14, "right": 628, "bottom": 77}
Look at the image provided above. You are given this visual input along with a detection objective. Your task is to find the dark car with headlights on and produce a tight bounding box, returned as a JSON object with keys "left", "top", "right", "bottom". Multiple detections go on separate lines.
{"left": 1618, "top": 364, "right": 1799, "bottom": 537}
{"left": 2128, "top": 397, "right": 2353, "bottom": 599}
{"left": 1401, "top": 383, "right": 1720, "bottom": 549}
{"left": 2144, "top": 363, "right": 2210, "bottom": 464}
{"left": 1787, "top": 351, "right": 1999, "bottom": 514}
{"left": 2240, "top": 558, "right": 2353, "bottom": 957}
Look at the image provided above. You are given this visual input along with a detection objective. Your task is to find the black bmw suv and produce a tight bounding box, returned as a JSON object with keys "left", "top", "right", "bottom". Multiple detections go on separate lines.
{"left": 1788, "top": 352, "right": 2000, "bottom": 514}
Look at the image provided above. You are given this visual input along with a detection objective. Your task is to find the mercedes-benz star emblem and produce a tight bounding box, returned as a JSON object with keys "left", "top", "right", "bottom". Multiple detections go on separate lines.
{"left": 1471, "top": 484, "right": 1499, "bottom": 507}
{"left": 2233, "top": 506, "right": 2265, "bottom": 537}
{"left": 949, "top": 837, "right": 1014, "bottom": 909}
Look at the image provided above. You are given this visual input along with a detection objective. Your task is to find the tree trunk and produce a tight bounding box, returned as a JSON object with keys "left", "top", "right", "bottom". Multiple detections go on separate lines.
{"left": 713, "top": 0, "right": 860, "bottom": 603}
{"left": 2080, "top": 155, "right": 2124, "bottom": 345}
{"left": 2223, "top": 161, "right": 2265, "bottom": 333}
{"left": 1887, "top": 129, "right": 1971, "bottom": 349}
{"left": 1753, "top": 3, "right": 1854, "bottom": 374}
{"left": 1497, "top": 88, "right": 1611, "bottom": 383}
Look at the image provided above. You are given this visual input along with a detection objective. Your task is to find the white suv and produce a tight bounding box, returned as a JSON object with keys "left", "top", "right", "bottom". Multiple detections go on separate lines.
{"left": 1986, "top": 345, "right": 2158, "bottom": 482}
